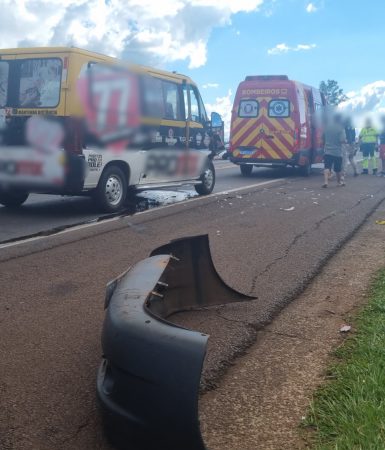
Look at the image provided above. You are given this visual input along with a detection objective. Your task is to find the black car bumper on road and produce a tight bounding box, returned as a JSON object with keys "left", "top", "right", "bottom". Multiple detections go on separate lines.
{"left": 97, "top": 235, "right": 252, "bottom": 450}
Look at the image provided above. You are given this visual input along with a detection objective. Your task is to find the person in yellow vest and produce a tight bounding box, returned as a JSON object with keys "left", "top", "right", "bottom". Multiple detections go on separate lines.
{"left": 379, "top": 115, "right": 385, "bottom": 176}
{"left": 359, "top": 118, "right": 379, "bottom": 175}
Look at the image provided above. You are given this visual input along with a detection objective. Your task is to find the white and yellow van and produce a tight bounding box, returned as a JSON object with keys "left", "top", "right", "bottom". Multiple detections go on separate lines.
{"left": 0, "top": 47, "right": 222, "bottom": 212}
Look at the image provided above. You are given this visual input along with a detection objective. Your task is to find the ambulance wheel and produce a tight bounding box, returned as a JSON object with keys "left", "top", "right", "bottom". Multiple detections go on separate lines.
{"left": 95, "top": 165, "right": 127, "bottom": 213}
{"left": 195, "top": 160, "right": 215, "bottom": 195}
{"left": 299, "top": 163, "right": 311, "bottom": 177}
{"left": 240, "top": 164, "right": 253, "bottom": 176}
{"left": 0, "top": 190, "right": 29, "bottom": 207}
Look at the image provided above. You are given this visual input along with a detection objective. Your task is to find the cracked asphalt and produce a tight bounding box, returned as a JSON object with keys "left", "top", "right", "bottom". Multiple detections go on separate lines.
{"left": 1, "top": 169, "right": 384, "bottom": 449}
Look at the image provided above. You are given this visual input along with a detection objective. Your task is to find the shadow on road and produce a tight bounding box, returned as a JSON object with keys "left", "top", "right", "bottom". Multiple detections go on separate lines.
{"left": 233, "top": 166, "right": 324, "bottom": 179}
{"left": 0, "top": 190, "right": 199, "bottom": 244}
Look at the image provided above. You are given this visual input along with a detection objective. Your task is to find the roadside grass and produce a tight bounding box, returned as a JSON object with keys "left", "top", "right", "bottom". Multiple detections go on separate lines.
{"left": 304, "top": 269, "right": 385, "bottom": 450}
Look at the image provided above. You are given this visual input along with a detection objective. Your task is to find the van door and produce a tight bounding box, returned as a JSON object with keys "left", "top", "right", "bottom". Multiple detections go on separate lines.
{"left": 0, "top": 54, "right": 67, "bottom": 190}
{"left": 310, "top": 87, "right": 324, "bottom": 163}
{"left": 262, "top": 96, "right": 295, "bottom": 161}
{"left": 138, "top": 75, "right": 187, "bottom": 185}
{"left": 182, "top": 84, "right": 210, "bottom": 178}
{"left": 232, "top": 92, "right": 295, "bottom": 163}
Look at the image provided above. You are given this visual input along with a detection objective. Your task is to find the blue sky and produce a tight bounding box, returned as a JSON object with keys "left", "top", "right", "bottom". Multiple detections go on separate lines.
{"left": 166, "top": 0, "right": 385, "bottom": 105}
{"left": 2, "top": 0, "right": 385, "bottom": 131}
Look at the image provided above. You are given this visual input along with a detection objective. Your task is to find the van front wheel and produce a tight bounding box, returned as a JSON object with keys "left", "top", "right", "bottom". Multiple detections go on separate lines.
{"left": 240, "top": 164, "right": 253, "bottom": 176}
{"left": 94, "top": 165, "right": 127, "bottom": 213}
{"left": 195, "top": 160, "right": 215, "bottom": 195}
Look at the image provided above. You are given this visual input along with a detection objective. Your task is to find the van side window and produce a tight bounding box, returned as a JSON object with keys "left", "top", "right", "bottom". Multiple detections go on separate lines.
{"left": 189, "top": 87, "right": 200, "bottom": 122}
{"left": 182, "top": 85, "right": 207, "bottom": 123}
{"left": 239, "top": 99, "right": 259, "bottom": 118}
{"left": 162, "top": 81, "right": 180, "bottom": 120}
{"left": 0, "top": 61, "right": 9, "bottom": 107}
{"left": 196, "top": 89, "right": 208, "bottom": 123}
{"left": 142, "top": 75, "right": 164, "bottom": 119}
{"left": 306, "top": 91, "right": 314, "bottom": 113}
{"left": 18, "top": 58, "right": 62, "bottom": 108}
{"left": 268, "top": 99, "right": 290, "bottom": 118}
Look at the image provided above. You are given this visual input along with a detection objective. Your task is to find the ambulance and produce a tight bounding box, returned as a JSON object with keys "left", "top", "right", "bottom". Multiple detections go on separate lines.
{"left": 0, "top": 47, "right": 223, "bottom": 212}
{"left": 229, "top": 75, "right": 326, "bottom": 176}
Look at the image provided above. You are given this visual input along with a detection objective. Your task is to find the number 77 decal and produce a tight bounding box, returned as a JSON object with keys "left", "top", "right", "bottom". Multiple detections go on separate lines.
{"left": 77, "top": 64, "right": 140, "bottom": 150}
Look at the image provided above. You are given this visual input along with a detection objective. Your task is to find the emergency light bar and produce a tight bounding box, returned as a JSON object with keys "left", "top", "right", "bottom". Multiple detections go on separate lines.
{"left": 245, "top": 75, "right": 289, "bottom": 81}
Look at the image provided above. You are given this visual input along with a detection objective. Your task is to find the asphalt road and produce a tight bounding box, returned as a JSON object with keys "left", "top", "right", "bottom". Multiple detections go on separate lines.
{"left": 0, "top": 159, "right": 282, "bottom": 243}
{"left": 1, "top": 163, "right": 384, "bottom": 449}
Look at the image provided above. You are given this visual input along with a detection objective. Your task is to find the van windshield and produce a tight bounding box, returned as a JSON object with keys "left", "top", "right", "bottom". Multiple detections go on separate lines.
{"left": 0, "top": 61, "right": 9, "bottom": 107}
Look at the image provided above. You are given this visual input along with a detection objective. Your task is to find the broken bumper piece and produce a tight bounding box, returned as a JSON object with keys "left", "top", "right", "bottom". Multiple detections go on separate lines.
{"left": 97, "top": 235, "right": 252, "bottom": 450}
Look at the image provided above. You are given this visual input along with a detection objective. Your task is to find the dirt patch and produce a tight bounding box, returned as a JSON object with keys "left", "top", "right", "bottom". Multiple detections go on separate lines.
{"left": 199, "top": 200, "right": 385, "bottom": 450}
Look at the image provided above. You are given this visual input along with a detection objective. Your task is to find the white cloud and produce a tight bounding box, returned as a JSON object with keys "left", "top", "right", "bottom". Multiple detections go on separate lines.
{"left": 202, "top": 83, "right": 219, "bottom": 89}
{"left": 339, "top": 80, "right": 385, "bottom": 126}
{"left": 261, "top": 0, "right": 278, "bottom": 17}
{"left": 267, "top": 43, "right": 316, "bottom": 55}
{"left": 306, "top": 3, "right": 317, "bottom": 13}
{"left": 0, "top": 0, "right": 264, "bottom": 69}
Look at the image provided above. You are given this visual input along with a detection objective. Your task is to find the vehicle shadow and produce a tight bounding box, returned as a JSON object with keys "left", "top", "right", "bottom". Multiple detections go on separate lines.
{"left": 235, "top": 166, "right": 324, "bottom": 179}
{"left": 0, "top": 190, "right": 198, "bottom": 226}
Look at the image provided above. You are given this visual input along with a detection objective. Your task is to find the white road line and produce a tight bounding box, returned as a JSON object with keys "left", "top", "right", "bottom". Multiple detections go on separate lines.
{"left": 216, "top": 164, "right": 237, "bottom": 170}
{"left": 0, "top": 178, "right": 286, "bottom": 249}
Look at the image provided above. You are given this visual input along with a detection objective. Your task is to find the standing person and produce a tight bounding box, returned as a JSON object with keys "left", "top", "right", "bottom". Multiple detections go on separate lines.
{"left": 343, "top": 117, "right": 358, "bottom": 177}
{"left": 210, "top": 131, "right": 224, "bottom": 155}
{"left": 379, "top": 116, "right": 385, "bottom": 176}
{"left": 322, "top": 112, "right": 347, "bottom": 188}
{"left": 359, "top": 118, "right": 379, "bottom": 175}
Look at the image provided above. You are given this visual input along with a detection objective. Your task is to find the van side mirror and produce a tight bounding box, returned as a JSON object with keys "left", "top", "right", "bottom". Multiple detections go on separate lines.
{"left": 211, "top": 112, "right": 223, "bottom": 128}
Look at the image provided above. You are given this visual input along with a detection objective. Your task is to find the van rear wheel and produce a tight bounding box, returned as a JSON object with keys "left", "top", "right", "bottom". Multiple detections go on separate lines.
{"left": 94, "top": 165, "right": 127, "bottom": 213}
{"left": 195, "top": 160, "right": 215, "bottom": 195}
{"left": 240, "top": 164, "right": 253, "bottom": 176}
{"left": 0, "top": 190, "right": 29, "bottom": 207}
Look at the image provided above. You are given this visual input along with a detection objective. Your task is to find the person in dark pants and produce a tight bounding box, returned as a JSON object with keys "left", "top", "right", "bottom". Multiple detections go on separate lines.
{"left": 343, "top": 117, "right": 358, "bottom": 177}
{"left": 359, "top": 118, "right": 379, "bottom": 175}
{"left": 210, "top": 131, "right": 224, "bottom": 155}
{"left": 379, "top": 116, "right": 385, "bottom": 176}
{"left": 322, "top": 113, "right": 347, "bottom": 188}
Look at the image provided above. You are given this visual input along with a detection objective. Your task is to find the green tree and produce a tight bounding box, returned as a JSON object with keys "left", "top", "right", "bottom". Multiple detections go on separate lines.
{"left": 319, "top": 80, "right": 347, "bottom": 105}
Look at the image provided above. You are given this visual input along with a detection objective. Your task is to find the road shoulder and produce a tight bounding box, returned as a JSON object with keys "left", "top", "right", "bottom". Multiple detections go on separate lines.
{"left": 199, "top": 199, "right": 385, "bottom": 450}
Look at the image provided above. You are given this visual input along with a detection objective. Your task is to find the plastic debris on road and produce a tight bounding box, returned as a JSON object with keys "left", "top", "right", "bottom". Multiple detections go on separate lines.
{"left": 281, "top": 206, "right": 295, "bottom": 211}
{"left": 375, "top": 220, "right": 385, "bottom": 225}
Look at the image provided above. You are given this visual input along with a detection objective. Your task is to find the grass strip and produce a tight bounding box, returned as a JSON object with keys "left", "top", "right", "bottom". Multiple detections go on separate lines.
{"left": 304, "top": 269, "right": 385, "bottom": 450}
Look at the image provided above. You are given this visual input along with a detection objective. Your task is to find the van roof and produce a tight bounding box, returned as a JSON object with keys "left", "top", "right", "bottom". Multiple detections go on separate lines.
{"left": 241, "top": 76, "right": 315, "bottom": 91}
{"left": 0, "top": 46, "right": 194, "bottom": 84}
{"left": 244, "top": 75, "right": 289, "bottom": 81}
